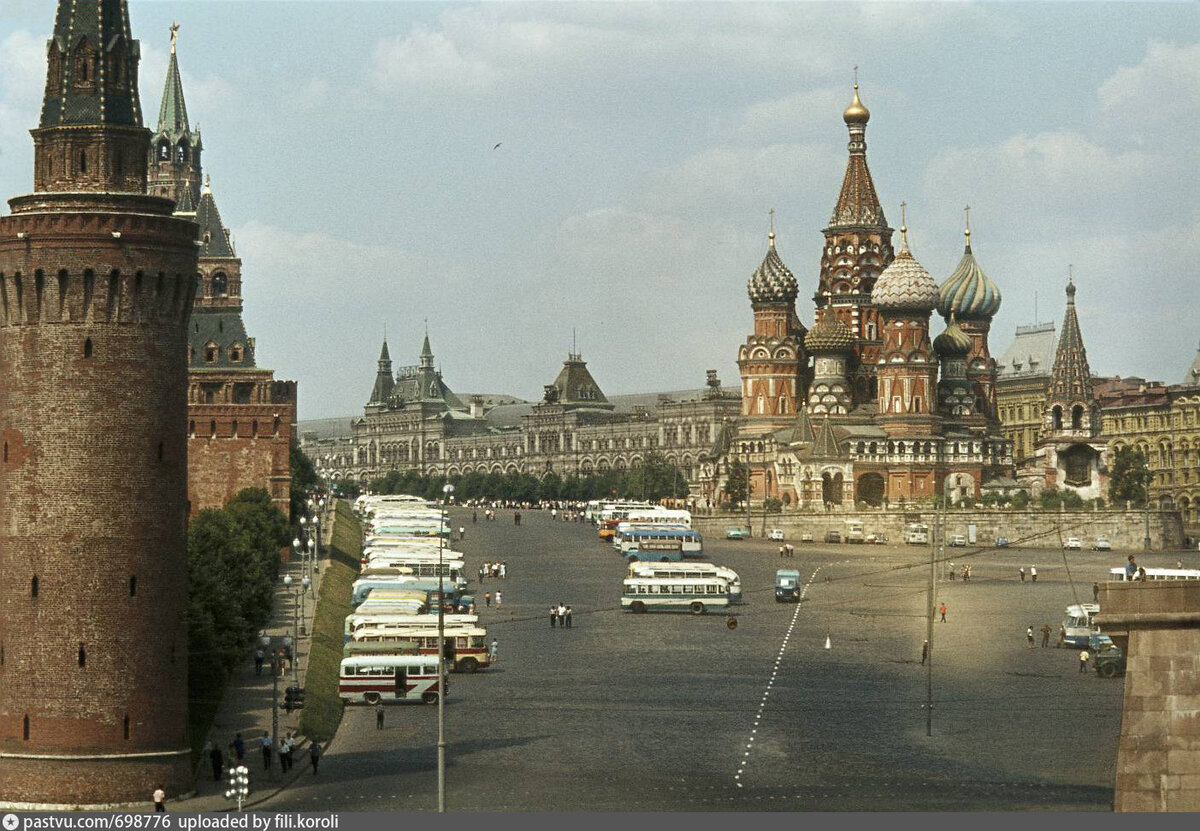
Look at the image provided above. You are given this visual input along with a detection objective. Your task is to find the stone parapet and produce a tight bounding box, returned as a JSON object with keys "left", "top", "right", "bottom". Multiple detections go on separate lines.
{"left": 1098, "top": 582, "right": 1200, "bottom": 812}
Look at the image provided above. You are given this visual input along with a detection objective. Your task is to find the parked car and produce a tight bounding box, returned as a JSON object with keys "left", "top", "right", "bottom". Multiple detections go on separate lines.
{"left": 949, "top": 535, "right": 967, "bottom": 547}
{"left": 996, "top": 537, "right": 1010, "bottom": 548}
{"left": 800, "top": 532, "right": 815, "bottom": 544}
{"left": 1064, "top": 537, "right": 1082, "bottom": 550}
{"left": 725, "top": 526, "right": 749, "bottom": 540}
{"left": 872, "top": 533, "right": 887, "bottom": 545}
{"left": 1089, "top": 633, "right": 1126, "bottom": 678}
{"left": 824, "top": 530, "right": 842, "bottom": 544}
{"left": 1093, "top": 537, "right": 1112, "bottom": 551}
{"left": 768, "top": 529, "right": 785, "bottom": 541}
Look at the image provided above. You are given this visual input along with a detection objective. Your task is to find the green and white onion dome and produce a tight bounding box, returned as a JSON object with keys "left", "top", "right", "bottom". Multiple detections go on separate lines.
{"left": 937, "top": 233, "right": 1001, "bottom": 320}
{"left": 804, "top": 313, "right": 855, "bottom": 353}
{"left": 933, "top": 316, "right": 972, "bottom": 356}
{"left": 872, "top": 231, "right": 939, "bottom": 312}
{"left": 747, "top": 233, "right": 799, "bottom": 304}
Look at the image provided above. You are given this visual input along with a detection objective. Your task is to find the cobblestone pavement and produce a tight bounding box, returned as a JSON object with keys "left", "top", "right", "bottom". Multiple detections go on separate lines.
{"left": 262, "top": 509, "right": 1167, "bottom": 811}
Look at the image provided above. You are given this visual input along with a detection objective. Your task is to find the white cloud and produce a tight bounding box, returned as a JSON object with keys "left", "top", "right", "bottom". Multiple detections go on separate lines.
{"left": 1099, "top": 41, "right": 1200, "bottom": 118}
{"left": 370, "top": 27, "right": 498, "bottom": 97}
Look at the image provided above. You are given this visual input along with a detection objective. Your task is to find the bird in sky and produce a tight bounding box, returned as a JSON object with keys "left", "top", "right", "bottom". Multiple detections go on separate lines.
{"left": 493, "top": 142, "right": 502, "bottom": 150}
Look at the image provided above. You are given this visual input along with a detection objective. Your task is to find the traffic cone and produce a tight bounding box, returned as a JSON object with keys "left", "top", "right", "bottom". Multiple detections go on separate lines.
{"left": 824, "top": 634, "right": 832, "bottom": 650}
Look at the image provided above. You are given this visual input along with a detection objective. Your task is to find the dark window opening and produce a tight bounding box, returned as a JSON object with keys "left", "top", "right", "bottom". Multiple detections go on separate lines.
{"left": 210, "top": 420, "right": 217, "bottom": 439}
{"left": 23, "top": 715, "right": 29, "bottom": 741}
{"left": 231, "top": 421, "right": 239, "bottom": 438}
{"left": 3, "top": 442, "right": 7, "bottom": 463}
{"left": 129, "top": 575, "right": 137, "bottom": 597}
{"left": 79, "top": 150, "right": 87, "bottom": 174}
{"left": 31, "top": 575, "right": 38, "bottom": 598}
{"left": 252, "top": 420, "right": 259, "bottom": 439}
{"left": 123, "top": 714, "right": 130, "bottom": 740}
{"left": 78, "top": 643, "right": 86, "bottom": 668}
{"left": 1, "top": 643, "right": 5, "bottom": 666}
{"left": 188, "top": 420, "right": 196, "bottom": 438}
{"left": 84, "top": 338, "right": 93, "bottom": 358}
{"left": 157, "top": 441, "right": 164, "bottom": 462}
{"left": 58, "top": 270, "right": 69, "bottom": 318}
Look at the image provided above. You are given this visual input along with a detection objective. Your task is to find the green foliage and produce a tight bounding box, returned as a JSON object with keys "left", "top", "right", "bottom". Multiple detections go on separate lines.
{"left": 187, "top": 488, "right": 289, "bottom": 752}
{"left": 763, "top": 496, "right": 783, "bottom": 514}
{"left": 290, "top": 442, "right": 322, "bottom": 521}
{"left": 331, "top": 478, "right": 361, "bottom": 499}
{"left": 1109, "top": 446, "right": 1152, "bottom": 507}
{"left": 724, "top": 461, "right": 749, "bottom": 508}
{"left": 366, "top": 456, "right": 691, "bottom": 504}
{"left": 299, "top": 501, "right": 361, "bottom": 742}
{"left": 1038, "top": 486, "right": 1084, "bottom": 511}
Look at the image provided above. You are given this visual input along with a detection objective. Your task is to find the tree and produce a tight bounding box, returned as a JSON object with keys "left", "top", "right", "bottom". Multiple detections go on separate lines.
{"left": 1109, "top": 446, "right": 1152, "bottom": 507}
{"left": 290, "top": 442, "right": 321, "bottom": 521}
{"left": 724, "top": 461, "right": 749, "bottom": 508}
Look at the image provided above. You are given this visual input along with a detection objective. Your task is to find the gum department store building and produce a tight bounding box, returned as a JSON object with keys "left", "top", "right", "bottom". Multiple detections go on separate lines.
{"left": 309, "top": 85, "right": 1013, "bottom": 508}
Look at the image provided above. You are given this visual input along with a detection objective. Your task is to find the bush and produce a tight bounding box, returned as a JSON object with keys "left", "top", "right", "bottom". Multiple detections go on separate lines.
{"left": 299, "top": 501, "right": 361, "bottom": 742}
{"left": 763, "top": 497, "right": 783, "bottom": 513}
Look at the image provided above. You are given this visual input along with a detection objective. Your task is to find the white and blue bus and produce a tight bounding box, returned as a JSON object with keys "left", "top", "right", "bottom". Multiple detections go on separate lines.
{"left": 621, "top": 576, "right": 732, "bottom": 615}
{"left": 1061, "top": 603, "right": 1100, "bottom": 648}
{"left": 1108, "top": 567, "right": 1200, "bottom": 582}
{"left": 627, "top": 562, "right": 741, "bottom": 602}
{"left": 619, "top": 528, "right": 703, "bottom": 560}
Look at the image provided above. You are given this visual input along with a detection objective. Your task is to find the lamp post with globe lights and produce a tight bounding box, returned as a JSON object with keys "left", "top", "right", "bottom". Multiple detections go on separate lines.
{"left": 282, "top": 575, "right": 300, "bottom": 685}
{"left": 437, "top": 481, "right": 454, "bottom": 812}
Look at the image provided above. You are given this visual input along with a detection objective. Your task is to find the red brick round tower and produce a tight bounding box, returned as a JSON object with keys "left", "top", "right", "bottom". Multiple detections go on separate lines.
{"left": 0, "top": 0, "right": 196, "bottom": 807}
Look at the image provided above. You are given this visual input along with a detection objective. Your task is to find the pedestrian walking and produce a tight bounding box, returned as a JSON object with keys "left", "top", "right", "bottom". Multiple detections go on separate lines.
{"left": 261, "top": 731, "right": 272, "bottom": 770}
{"left": 1058, "top": 624, "right": 1067, "bottom": 648}
{"left": 458, "top": 526, "right": 465, "bottom": 541}
{"left": 1019, "top": 566, "right": 1026, "bottom": 582}
{"left": 565, "top": 606, "right": 573, "bottom": 628}
{"left": 485, "top": 591, "right": 492, "bottom": 607}
{"left": 254, "top": 648, "right": 264, "bottom": 675}
{"left": 948, "top": 562, "right": 955, "bottom": 580}
{"left": 557, "top": 603, "right": 567, "bottom": 627}
{"left": 472, "top": 510, "right": 478, "bottom": 524}
{"left": 939, "top": 602, "right": 947, "bottom": 622}
{"left": 209, "top": 743, "right": 224, "bottom": 781}
{"left": 1041, "top": 623, "right": 1051, "bottom": 648}
{"left": 279, "top": 734, "right": 291, "bottom": 772}
{"left": 478, "top": 565, "right": 486, "bottom": 583}
{"left": 550, "top": 606, "right": 558, "bottom": 628}
{"left": 499, "top": 562, "right": 507, "bottom": 579}
{"left": 376, "top": 703, "right": 385, "bottom": 730}
{"left": 1125, "top": 555, "right": 1137, "bottom": 579}
{"left": 514, "top": 512, "right": 521, "bottom": 526}
{"left": 494, "top": 590, "right": 502, "bottom": 609}
{"left": 488, "top": 638, "right": 498, "bottom": 662}
{"left": 1026, "top": 626, "right": 1035, "bottom": 649}
{"left": 1079, "top": 650, "right": 1090, "bottom": 673}
{"left": 920, "top": 640, "right": 929, "bottom": 665}
{"left": 785, "top": 543, "right": 794, "bottom": 557}
{"left": 1030, "top": 566, "right": 1038, "bottom": 583}
{"left": 779, "top": 544, "right": 786, "bottom": 558}
{"left": 153, "top": 785, "right": 166, "bottom": 813}
{"left": 1093, "top": 582, "right": 1100, "bottom": 602}
{"left": 232, "top": 732, "right": 245, "bottom": 762}
{"left": 310, "top": 742, "right": 321, "bottom": 775}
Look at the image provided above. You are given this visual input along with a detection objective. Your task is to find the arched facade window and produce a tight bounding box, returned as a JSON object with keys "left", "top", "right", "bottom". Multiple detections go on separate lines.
{"left": 211, "top": 273, "right": 228, "bottom": 297}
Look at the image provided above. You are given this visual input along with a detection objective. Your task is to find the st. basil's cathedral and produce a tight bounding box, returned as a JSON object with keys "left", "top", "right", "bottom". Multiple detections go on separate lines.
{"left": 709, "top": 84, "right": 1012, "bottom": 509}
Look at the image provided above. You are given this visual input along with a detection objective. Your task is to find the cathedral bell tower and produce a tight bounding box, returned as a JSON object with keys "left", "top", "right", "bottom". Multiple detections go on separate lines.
{"left": 0, "top": 0, "right": 196, "bottom": 807}
{"left": 147, "top": 24, "right": 202, "bottom": 210}
{"left": 816, "top": 82, "right": 895, "bottom": 406}
{"left": 738, "top": 228, "right": 808, "bottom": 428}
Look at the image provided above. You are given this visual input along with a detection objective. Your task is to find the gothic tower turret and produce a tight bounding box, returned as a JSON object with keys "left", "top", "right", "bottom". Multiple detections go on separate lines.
{"left": 0, "top": 0, "right": 196, "bottom": 806}
{"left": 147, "top": 25, "right": 202, "bottom": 210}
{"left": 738, "top": 229, "right": 808, "bottom": 427}
{"left": 816, "top": 82, "right": 896, "bottom": 406}
{"left": 368, "top": 338, "right": 395, "bottom": 408}
{"left": 1041, "top": 278, "right": 1100, "bottom": 439}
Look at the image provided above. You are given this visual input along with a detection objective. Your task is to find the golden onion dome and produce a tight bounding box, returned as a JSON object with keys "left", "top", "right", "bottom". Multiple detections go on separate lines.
{"left": 843, "top": 83, "right": 870, "bottom": 125}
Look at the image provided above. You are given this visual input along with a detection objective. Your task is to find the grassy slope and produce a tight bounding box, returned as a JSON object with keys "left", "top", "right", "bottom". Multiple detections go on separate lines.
{"left": 298, "top": 500, "right": 361, "bottom": 742}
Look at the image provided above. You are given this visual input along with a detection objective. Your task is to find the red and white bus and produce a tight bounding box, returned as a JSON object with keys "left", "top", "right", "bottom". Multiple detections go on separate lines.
{"left": 339, "top": 655, "right": 448, "bottom": 705}
{"left": 352, "top": 623, "right": 491, "bottom": 673}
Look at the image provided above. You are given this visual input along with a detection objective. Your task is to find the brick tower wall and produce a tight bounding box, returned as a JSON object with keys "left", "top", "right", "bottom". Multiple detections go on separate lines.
{"left": 0, "top": 197, "right": 197, "bottom": 806}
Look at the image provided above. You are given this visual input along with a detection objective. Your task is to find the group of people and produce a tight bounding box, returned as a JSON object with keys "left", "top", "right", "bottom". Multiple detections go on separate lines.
{"left": 1026, "top": 624, "right": 1054, "bottom": 648}
{"left": 777, "top": 543, "right": 796, "bottom": 557}
{"left": 479, "top": 561, "right": 507, "bottom": 581}
{"left": 483, "top": 589, "right": 503, "bottom": 608}
{"left": 549, "top": 603, "right": 574, "bottom": 628}
{"left": 204, "top": 731, "right": 319, "bottom": 784}
{"left": 1018, "top": 566, "right": 1038, "bottom": 582}
{"left": 947, "top": 563, "right": 972, "bottom": 581}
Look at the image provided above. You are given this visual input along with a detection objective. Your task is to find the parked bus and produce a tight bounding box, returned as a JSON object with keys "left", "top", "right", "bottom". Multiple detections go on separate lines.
{"left": 628, "top": 562, "right": 741, "bottom": 601}
{"left": 619, "top": 528, "right": 703, "bottom": 558}
{"left": 624, "top": 509, "right": 693, "bottom": 528}
{"left": 1108, "top": 567, "right": 1200, "bottom": 582}
{"left": 621, "top": 576, "right": 733, "bottom": 615}
{"left": 905, "top": 523, "right": 929, "bottom": 545}
{"left": 370, "top": 524, "right": 448, "bottom": 539}
{"left": 352, "top": 624, "right": 491, "bottom": 672}
{"left": 353, "top": 579, "right": 464, "bottom": 607}
{"left": 361, "top": 558, "right": 466, "bottom": 588}
{"left": 338, "top": 655, "right": 447, "bottom": 704}
{"left": 1061, "top": 603, "right": 1100, "bottom": 647}
{"left": 346, "top": 614, "right": 479, "bottom": 642}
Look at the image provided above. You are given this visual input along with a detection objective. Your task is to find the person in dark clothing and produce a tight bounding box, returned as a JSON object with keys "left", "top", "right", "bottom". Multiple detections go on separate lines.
{"left": 310, "top": 742, "right": 321, "bottom": 775}
{"left": 565, "top": 606, "right": 573, "bottom": 629}
{"left": 1093, "top": 582, "right": 1100, "bottom": 602}
{"left": 260, "top": 731, "right": 272, "bottom": 770}
{"left": 550, "top": 606, "right": 557, "bottom": 628}
{"left": 209, "top": 744, "right": 224, "bottom": 782}
{"left": 232, "top": 733, "right": 245, "bottom": 762}
{"left": 1041, "top": 623, "right": 1052, "bottom": 648}
{"left": 920, "top": 640, "right": 929, "bottom": 665}
{"left": 376, "top": 704, "right": 385, "bottom": 730}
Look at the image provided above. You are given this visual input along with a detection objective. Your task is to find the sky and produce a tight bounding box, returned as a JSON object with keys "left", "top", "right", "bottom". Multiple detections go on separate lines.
{"left": 1, "top": 1, "right": 1198, "bottom": 421}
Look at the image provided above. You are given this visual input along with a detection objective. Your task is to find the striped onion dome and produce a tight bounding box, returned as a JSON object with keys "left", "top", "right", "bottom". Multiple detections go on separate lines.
{"left": 872, "top": 229, "right": 939, "bottom": 312}
{"left": 804, "top": 313, "right": 855, "bottom": 353}
{"left": 933, "top": 316, "right": 972, "bottom": 356}
{"left": 747, "top": 233, "right": 799, "bottom": 304}
{"left": 938, "top": 232, "right": 1001, "bottom": 320}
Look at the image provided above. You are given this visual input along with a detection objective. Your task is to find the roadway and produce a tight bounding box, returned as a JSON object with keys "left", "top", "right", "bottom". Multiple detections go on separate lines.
{"left": 264, "top": 508, "right": 1147, "bottom": 811}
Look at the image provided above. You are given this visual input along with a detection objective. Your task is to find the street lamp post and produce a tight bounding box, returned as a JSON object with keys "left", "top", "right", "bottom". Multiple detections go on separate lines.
{"left": 437, "top": 481, "right": 454, "bottom": 813}
{"left": 283, "top": 575, "right": 299, "bottom": 685}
